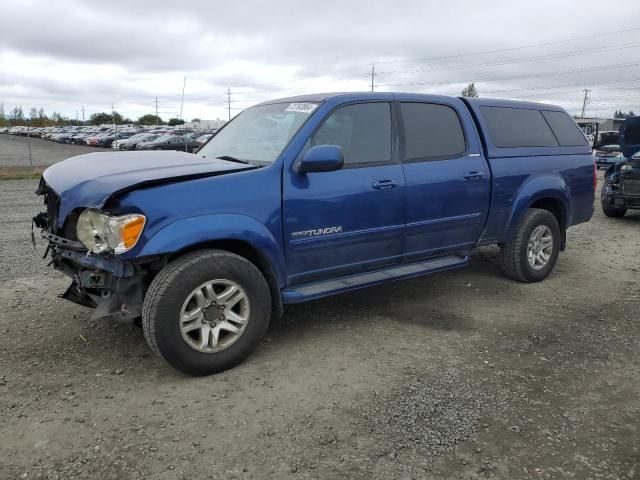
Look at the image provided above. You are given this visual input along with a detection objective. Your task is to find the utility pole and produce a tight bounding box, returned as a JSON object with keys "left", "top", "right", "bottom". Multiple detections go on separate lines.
{"left": 370, "top": 63, "right": 376, "bottom": 92}
{"left": 227, "top": 88, "right": 231, "bottom": 121}
{"left": 155, "top": 96, "right": 159, "bottom": 126}
{"left": 75, "top": 111, "right": 78, "bottom": 126}
{"left": 179, "top": 76, "right": 186, "bottom": 121}
{"left": 581, "top": 89, "right": 590, "bottom": 118}
{"left": 112, "top": 103, "right": 117, "bottom": 135}
{"left": 81, "top": 105, "right": 85, "bottom": 125}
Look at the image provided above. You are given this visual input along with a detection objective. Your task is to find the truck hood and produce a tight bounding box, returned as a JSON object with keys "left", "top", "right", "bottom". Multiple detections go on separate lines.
{"left": 620, "top": 115, "right": 640, "bottom": 159}
{"left": 41, "top": 151, "right": 257, "bottom": 225}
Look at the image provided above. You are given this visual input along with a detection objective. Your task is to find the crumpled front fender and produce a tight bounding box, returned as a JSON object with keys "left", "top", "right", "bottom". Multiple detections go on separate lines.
{"left": 133, "top": 214, "right": 286, "bottom": 285}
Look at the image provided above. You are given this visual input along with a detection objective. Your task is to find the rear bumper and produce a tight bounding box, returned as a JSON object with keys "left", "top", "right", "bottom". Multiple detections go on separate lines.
{"left": 602, "top": 190, "right": 640, "bottom": 210}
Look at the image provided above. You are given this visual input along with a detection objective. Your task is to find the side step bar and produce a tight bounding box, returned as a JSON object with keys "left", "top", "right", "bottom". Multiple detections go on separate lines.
{"left": 282, "top": 254, "right": 468, "bottom": 304}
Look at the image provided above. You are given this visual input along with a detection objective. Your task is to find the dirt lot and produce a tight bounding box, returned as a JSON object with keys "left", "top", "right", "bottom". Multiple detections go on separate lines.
{"left": 0, "top": 170, "right": 639, "bottom": 479}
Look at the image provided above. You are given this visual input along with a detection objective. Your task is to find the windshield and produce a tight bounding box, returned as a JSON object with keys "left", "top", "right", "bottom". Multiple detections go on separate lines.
{"left": 198, "top": 102, "right": 318, "bottom": 165}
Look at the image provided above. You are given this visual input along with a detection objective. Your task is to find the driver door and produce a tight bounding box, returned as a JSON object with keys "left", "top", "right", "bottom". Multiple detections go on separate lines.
{"left": 283, "top": 101, "right": 406, "bottom": 285}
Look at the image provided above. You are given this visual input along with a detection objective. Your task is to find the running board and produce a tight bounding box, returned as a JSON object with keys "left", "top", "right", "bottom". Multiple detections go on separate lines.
{"left": 282, "top": 254, "right": 468, "bottom": 304}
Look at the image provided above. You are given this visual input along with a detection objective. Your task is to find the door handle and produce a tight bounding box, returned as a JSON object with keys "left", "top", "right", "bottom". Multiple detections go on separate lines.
{"left": 372, "top": 179, "right": 398, "bottom": 189}
{"left": 463, "top": 171, "right": 484, "bottom": 180}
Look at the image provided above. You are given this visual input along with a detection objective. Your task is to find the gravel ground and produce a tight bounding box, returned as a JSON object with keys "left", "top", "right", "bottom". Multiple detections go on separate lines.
{"left": 0, "top": 172, "right": 639, "bottom": 479}
{"left": 0, "top": 134, "right": 100, "bottom": 168}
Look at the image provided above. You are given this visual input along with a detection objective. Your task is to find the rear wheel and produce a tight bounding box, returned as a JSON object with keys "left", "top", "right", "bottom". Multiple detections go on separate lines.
{"left": 499, "top": 208, "right": 561, "bottom": 283}
{"left": 142, "top": 250, "right": 271, "bottom": 376}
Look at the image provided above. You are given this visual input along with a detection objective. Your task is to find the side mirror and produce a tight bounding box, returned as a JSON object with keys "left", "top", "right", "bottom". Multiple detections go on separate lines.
{"left": 296, "top": 145, "right": 344, "bottom": 173}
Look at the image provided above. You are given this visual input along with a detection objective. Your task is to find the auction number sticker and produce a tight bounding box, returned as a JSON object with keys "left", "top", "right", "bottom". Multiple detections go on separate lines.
{"left": 285, "top": 103, "right": 318, "bottom": 114}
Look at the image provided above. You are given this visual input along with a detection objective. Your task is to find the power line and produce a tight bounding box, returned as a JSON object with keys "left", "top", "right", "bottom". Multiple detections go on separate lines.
{"left": 375, "top": 26, "right": 640, "bottom": 66}
{"left": 480, "top": 76, "right": 640, "bottom": 96}
{"left": 378, "top": 61, "right": 640, "bottom": 88}
{"left": 377, "top": 41, "right": 640, "bottom": 75}
{"left": 581, "top": 89, "right": 591, "bottom": 117}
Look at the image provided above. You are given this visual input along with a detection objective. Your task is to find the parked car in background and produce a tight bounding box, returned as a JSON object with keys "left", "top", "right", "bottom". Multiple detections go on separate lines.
{"left": 595, "top": 144, "right": 624, "bottom": 168}
{"left": 136, "top": 134, "right": 199, "bottom": 152}
{"left": 593, "top": 130, "right": 619, "bottom": 149}
{"left": 194, "top": 133, "right": 213, "bottom": 149}
{"left": 118, "top": 133, "right": 160, "bottom": 150}
{"left": 96, "top": 131, "right": 138, "bottom": 148}
{"left": 601, "top": 116, "right": 640, "bottom": 217}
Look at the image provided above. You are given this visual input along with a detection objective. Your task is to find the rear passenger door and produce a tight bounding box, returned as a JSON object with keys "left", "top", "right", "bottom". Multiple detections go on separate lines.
{"left": 398, "top": 101, "right": 490, "bottom": 260}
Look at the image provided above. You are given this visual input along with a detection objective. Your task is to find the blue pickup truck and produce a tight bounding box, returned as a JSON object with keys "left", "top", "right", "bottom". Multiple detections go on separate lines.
{"left": 34, "top": 93, "right": 595, "bottom": 375}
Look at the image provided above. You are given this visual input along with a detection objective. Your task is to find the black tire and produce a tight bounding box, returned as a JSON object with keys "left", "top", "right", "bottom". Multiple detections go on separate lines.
{"left": 600, "top": 184, "right": 627, "bottom": 218}
{"left": 142, "top": 250, "right": 271, "bottom": 376}
{"left": 498, "top": 208, "right": 561, "bottom": 283}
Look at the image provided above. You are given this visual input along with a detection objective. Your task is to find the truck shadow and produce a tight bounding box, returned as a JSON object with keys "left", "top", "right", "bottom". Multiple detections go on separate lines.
{"left": 271, "top": 247, "right": 509, "bottom": 338}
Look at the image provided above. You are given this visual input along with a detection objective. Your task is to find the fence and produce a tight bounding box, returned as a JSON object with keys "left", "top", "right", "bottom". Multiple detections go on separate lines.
{"left": 0, "top": 134, "right": 100, "bottom": 169}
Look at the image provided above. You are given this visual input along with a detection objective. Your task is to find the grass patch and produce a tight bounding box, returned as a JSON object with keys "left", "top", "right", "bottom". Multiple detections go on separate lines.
{"left": 0, "top": 167, "right": 45, "bottom": 180}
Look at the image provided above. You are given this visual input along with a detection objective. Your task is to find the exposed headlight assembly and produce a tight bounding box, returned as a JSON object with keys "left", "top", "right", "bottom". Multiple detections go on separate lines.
{"left": 76, "top": 210, "right": 146, "bottom": 254}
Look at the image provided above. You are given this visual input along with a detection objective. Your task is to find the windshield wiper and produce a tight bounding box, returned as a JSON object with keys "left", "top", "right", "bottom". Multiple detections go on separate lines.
{"left": 214, "top": 155, "right": 251, "bottom": 165}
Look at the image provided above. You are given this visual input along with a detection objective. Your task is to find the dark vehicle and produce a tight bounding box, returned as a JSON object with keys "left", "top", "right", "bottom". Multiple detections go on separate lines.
{"left": 194, "top": 133, "right": 214, "bottom": 148}
{"left": 96, "top": 131, "right": 137, "bottom": 148}
{"left": 34, "top": 93, "right": 595, "bottom": 375}
{"left": 601, "top": 116, "right": 640, "bottom": 217}
{"left": 594, "top": 130, "right": 619, "bottom": 149}
{"left": 136, "top": 134, "right": 199, "bottom": 152}
{"left": 119, "top": 133, "right": 160, "bottom": 150}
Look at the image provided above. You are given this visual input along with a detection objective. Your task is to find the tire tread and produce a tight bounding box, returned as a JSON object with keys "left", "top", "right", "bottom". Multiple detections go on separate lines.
{"left": 142, "top": 250, "right": 270, "bottom": 371}
{"left": 499, "top": 208, "right": 558, "bottom": 283}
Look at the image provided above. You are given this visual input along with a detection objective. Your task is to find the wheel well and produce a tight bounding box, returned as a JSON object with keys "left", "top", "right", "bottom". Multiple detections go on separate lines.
{"left": 173, "top": 240, "right": 283, "bottom": 317}
{"left": 529, "top": 198, "right": 567, "bottom": 250}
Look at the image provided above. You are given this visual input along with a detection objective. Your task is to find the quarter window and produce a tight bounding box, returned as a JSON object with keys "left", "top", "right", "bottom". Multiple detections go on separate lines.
{"left": 311, "top": 102, "right": 392, "bottom": 166}
{"left": 400, "top": 102, "right": 466, "bottom": 161}
{"left": 541, "top": 110, "right": 588, "bottom": 146}
{"left": 480, "top": 106, "right": 558, "bottom": 148}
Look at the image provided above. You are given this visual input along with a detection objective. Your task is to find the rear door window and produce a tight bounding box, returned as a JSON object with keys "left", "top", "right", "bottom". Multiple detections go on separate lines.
{"left": 400, "top": 102, "right": 466, "bottom": 161}
{"left": 480, "top": 106, "right": 558, "bottom": 148}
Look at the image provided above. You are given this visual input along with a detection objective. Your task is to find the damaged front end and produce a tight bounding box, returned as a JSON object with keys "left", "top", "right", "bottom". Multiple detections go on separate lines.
{"left": 602, "top": 160, "right": 640, "bottom": 210}
{"left": 34, "top": 179, "right": 150, "bottom": 322}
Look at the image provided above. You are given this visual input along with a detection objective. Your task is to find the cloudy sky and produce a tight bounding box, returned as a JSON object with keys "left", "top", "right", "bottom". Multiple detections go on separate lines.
{"left": 1, "top": 0, "right": 639, "bottom": 122}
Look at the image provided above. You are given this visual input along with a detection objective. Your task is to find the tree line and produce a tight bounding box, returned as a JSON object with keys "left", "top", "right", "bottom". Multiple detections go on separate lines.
{"left": 0, "top": 104, "right": 187, "bottom": 127}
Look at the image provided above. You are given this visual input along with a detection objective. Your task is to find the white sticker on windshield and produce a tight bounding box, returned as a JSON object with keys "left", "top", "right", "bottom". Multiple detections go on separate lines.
{"left": 285, "top": 103, "right": 318, "bottom": 114}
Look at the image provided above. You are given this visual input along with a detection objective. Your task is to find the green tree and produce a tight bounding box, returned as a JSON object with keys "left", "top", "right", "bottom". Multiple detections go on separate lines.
{"left": 614, "top": 110, "right": 637, "bottom": 119}
{"left": 0, "top": 102, "right": 5, "bottom": 127}
{"left": 191, "top": 117, "right": 201, "bottom": 122}
{"left": 461, "top": 82, "right": 479, "bottom": 97}
{"left": 9, "top": 106, "right": 25, "bottom": 125}
{"left": 90, "top": 112, "right": 111, "bottom": 125}
{"left": 138, "top": 114, "right": 164, "bottom": 125}
{"left": 37, "top": 108, "right": 47, "bottom": 127}
{"left": 168, "top": 117, "right": 185, "bottom": 126}
{"left": 90, "top": 111, "right": 123, "bottom": 125}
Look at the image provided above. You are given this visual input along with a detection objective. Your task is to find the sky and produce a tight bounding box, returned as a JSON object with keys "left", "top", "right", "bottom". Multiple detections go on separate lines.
{"left": 1, "top": 0, "right": 639, "bottom": 122}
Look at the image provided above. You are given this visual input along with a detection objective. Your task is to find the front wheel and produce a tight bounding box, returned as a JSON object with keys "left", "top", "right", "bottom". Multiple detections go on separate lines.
{"left": 498, "top": 208, "right": 561, "bottom": 283}
{"left": 142, "top": 250, "right": 271, "bottom": 375}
